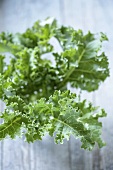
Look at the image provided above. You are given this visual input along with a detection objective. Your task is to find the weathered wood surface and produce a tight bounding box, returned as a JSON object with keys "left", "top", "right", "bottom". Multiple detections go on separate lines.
{"left": 0, "top": 0, "right": 113, "bottom": 169}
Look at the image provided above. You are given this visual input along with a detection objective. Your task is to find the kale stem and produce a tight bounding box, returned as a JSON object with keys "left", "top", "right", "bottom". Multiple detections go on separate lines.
{"left": 57, "top": 49, "right": 85, "bottom": 89}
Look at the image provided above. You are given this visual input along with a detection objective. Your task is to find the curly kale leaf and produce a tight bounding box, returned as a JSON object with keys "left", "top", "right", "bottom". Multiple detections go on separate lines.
{"left": 56, "top": 30, "right": 109, "bottom": 91}
{"left": 0, "top": 84, "right": 106, "bottom": 150}
{"left": 0, "top": 18, "right": 109, "bottom": 150}
{"left": 48, "top": 91, "right": 106, "bottom": 150}
{"left": 0, "top": 55, "right": 5, "bottom": 74}
{"left": 0, "top": 76, "right": 107, "bottom": 150}
{"left": 0, "top": 18, "right": 109, "bottom": 92}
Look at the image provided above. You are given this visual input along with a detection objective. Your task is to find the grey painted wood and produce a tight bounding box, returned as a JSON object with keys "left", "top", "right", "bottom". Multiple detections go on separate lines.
{"left": 82, "top": 0, "right": 113, "bottom": 169}
{"left": 30, "top": 136, "right": 70, "bottom": 170}
{"left": 3, "top": 137, "right": 32, "bottom": 170}
{"left": 0, "top": 6, "right": 3, "bottom": 167}
{"left": 0, "top": 101, "right": 3, "bottom": 170}
{"left": 62, "top": 1, "right": 94, "bottom": 170}
{"left": 58, "top": 0, "right": 113, "bottom": 169}
{"left": 89, "top": 0, "right": 113, "bottom": 169}
{"left": 0, "top": 0, "right": 113, "bottom": 169}
{"left": 0, "top": 0, "right": 71, "bottom": 170}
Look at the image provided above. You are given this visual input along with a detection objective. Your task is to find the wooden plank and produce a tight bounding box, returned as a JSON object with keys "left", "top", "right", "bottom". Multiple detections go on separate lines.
{"left": 0, "top": 1, "right": 3, "bottom": 170}
{"left": 89, "top": 0, "right": 113, "bottom": 170}
{"left": 0, "top": 0, "right": 33, "bottom": 169}
{"left": 28, "top": 0, "right": 71, "bottom": 169}
{"left": 0, "top": 0, "right": 71, "bottom": 170}
{"left": 79, "top": 1, "right": 102, "bottom": 169}
{"left": 0, "top": 101, "right": 3, "bottom": 170}
{"left": 22, "top": 0, "right": 71, "bottom": 169}
{"left": 61, "top": 0, "right": 97, "bottom": 169}
{"left": 60, "top": 0, "right": 113, "bottom": 169}
{"left": 0, "top": 143, "right": 3, "bottom": 170}
{"left": 80, "top": 0, "right": 113, "bottom": 169}
{"left": 30, "top": 136, "right": 70, "bottom": 170}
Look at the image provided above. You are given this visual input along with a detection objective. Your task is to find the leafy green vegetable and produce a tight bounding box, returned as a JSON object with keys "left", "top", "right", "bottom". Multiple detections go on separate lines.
{"left": 0, "top": 18, "right": 109, "bottom": 150}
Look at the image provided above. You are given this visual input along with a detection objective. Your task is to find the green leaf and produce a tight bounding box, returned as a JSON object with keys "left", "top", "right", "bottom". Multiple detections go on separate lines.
{"left": 0, "top": 90, "right": 106, "bottom": 150}
{"left": 0, "top": 115, "right": 27, "bottom": 139}
{"left": 58, "top": 32, "right": 109, "bottom": 91}
{"left": 0, "top": 18, "right": 109, "bottom": 150}
{"left": 0, "top": 43, "right": 11, "bottom": 53}
{"left": 0, "top": 55, "right": 5, "bottom": 73}
{"left": 49, "top": 91, "right": 106, "bottom": 150}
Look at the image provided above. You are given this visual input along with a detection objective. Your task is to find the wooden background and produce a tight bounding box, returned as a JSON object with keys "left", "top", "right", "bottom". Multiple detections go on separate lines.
{"left": 0, "top": 0, "right": 113, "bottom": 169}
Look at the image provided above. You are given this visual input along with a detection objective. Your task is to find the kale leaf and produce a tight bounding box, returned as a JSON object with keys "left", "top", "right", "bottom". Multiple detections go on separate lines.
{"left": 0, "top": 18, "right": 109, "bottom": 150}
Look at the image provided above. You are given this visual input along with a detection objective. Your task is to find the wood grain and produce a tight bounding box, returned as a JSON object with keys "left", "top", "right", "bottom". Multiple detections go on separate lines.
{"left": 61, "top": 1, "right": 95, "bottom": 169}
{"left": 0, "top": 0, "right": 70, "bottom": 170}
{"left": 0, "top": 101, "right": 3, "bottom": 170}
{"left": 90, "top": 1, "right": 113, "bottom": 169}
{"left": 30, "top": 136, "right": 71, "bottom": 170}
